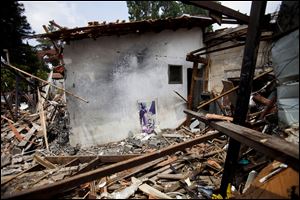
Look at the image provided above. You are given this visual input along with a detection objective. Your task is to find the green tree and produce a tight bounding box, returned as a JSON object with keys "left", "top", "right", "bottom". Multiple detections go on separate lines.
{"left": 180, "top": 2, "right": 209, "bottom": 16}
{"left": 1, "top": 1, "right": 47, "bottom": 92}
{"left": 127, "top": 2, "right": 212, "bottom": 18}
{"left": 159, "top": 1, "right": 182, "bottom": 18}
{"left": 126, "top": 1, "right": 215, "bottom": 31}
{"left": 127, "top": 1, "right": 161, "bottom": 21}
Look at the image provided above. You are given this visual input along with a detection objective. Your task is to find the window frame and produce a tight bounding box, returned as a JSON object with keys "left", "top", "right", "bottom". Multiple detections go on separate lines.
{"left": 168, "top": 64, "right": 183, "bottom": 84}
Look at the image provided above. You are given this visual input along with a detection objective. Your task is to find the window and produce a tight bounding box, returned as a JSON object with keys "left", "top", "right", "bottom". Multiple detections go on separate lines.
{"left": 168, "top": 65, "right": 182, "bottom": 84}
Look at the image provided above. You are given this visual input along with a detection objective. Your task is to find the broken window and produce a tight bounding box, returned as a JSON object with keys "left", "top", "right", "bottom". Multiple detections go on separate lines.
{"left": 168, "top": 65, "right": 182, "bottom": 84}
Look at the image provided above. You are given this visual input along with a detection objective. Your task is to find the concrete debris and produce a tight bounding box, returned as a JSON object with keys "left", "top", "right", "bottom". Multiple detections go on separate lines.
{"left": 1, "top": 29, "right": 298, "bottom": 199}
{"left": 1, "top": 120, "right": 228, "bottom": 198}
{"left": 2, "top": 76, "right": 294, "bottom": 199}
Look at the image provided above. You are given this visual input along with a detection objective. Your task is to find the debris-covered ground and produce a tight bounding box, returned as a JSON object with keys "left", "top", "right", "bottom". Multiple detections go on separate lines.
{"left": 1, "top": 66, "right": 298, "bottom": 199}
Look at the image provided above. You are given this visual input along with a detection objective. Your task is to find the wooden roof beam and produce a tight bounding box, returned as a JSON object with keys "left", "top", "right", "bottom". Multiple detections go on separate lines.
{"left": 183, "top": 1, "right": 250, "bottom": 24}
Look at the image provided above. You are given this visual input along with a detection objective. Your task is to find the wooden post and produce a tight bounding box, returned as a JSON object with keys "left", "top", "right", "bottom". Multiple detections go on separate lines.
{"left": 37, "top": 89, "right": 49, "bottom": 151}
{"left": 2, "top": 62, "right": 89, "bottom": 103}
{"left": 186, "top": 61, "right": 198, "bottom": 127}
{"left": 219, "top": 2, "right": 267, "bottom": 197}
{"left": 15, "top": 74, "right": 20, "bottom": 118}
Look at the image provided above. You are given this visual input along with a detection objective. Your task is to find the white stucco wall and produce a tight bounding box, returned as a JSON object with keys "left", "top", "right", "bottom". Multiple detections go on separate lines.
{"left": 63, "top": 27, "right": 204, "bottom": 147}
{"left": 207, "top": 40, "right": 271, "bottom": 93}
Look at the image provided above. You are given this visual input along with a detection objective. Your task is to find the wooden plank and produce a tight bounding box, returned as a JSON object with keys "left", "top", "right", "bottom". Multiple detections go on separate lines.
{"left": 188, "top": 149, "right": 225, "bottom": 159}
{"left": 184, "top": 109, "right": 299, "bottom": 171}
{"left": 140, "top": 162, "right": 180, "bottom": 180}
{"left": 5, "top": 126, "right": 26, "bottom": 140}
{"left": 44, "top": 154, "right": 140, "bottom": 165}
{"left": 99, "top": 154, "right": 140, "bottom": 163}
{"left": 34, "top": 154, "right": 56, "bottom": 169}
{"left": 1, "top": 164, "right": 42, "bottom": 185}
{"left": 1, "top": 115, "right": 15, "bottom": 124}
{"left": 2, "top": 62, "right": 89, "bottom": 103}
{"left": 197, "top": 69, "right": 273, "bottom": 110}
{"left": 139, "top": 183, "right": 172, "bottom": 199}
{"left": 18, "top": 127, "right": 36, "bottom": 147}
{"left": 107, "top": 157, "right": 165, "bottom": 186}
{"left": 186, "top": 61, "right": 198, "bottom": 126}
{"left": 32, "top": 159, "right": 80, "bottom": 186}
{"left": 3, "top": 131, "right": 220, "bottom": 199}
{"left": 74, "top": 157, "right": 102, "bottom": 175}
{"left": 186, "top": 54, "right": 208, "bottom": 64}
{"left": 8, "top": 121, "right": 24, "bottom": 142}
{"left": 204, "top": 25, "right": 248, "bottom": 43}
{"left": 205, "top": 113, "right": 233, "bottom": 122}
{"left": 218, "top": 2, "right": 266, "bottom": 195}
{"left": 150, "top": 164, "right": 185, "bottom": 182}
{"left": 241, "top": 164, "right": 299, "bottom": 199}
{"left": 37, "top": 89, "right": 49, "bottom": 151}
{"left": 157, "top": 173, "right": 185, "bottom": 180}
{"left": 154, "top": 156, "right": 177, "bottom": 168}
{"left": 162, "top": 133, "right": 189, "bottom": 138}
{"left": 186, "top": 1, "right": 250, "bottom": 24}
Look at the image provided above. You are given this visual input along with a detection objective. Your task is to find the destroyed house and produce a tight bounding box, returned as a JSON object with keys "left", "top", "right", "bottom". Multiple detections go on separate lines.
{"left": 42, "top": 16, "right": 213, "bottom": 147}
{"left": 1, "top": 1, "right": 299, "bottom": 199}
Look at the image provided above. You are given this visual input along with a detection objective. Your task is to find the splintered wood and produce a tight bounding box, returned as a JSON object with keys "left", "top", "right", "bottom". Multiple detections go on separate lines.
{"left": 1, "top": 127, "right": 226, "bottom": 199}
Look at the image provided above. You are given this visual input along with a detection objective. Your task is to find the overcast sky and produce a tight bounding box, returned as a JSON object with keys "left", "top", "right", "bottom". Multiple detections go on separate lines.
{"left": 21, "top": 1, "right": 282, "bottom": 44}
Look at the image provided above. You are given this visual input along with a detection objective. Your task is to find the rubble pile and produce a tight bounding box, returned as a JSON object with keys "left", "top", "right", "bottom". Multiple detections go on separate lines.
{"left": 1, "top": 125, "right": 229, "bottom": 199}
{"left": 1, "top": 70, "right": 298, "bottom": 199}
{"left": 0, "top": 62, "right": 298, "bottom": 199}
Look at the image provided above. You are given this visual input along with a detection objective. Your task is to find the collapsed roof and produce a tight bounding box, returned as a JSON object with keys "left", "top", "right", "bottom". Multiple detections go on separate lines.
{"left": 32, "top": 15, "right": 214, "bottom": 41}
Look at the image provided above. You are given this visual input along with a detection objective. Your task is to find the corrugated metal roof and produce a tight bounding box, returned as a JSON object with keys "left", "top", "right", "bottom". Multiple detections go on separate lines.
{"left": 34, "top": 15, "right": 213, "bottom": 41}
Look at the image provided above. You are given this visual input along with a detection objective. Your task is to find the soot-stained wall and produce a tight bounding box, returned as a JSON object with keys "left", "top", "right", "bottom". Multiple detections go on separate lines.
{"left": 64, "top": 28, "right": 203, "bottom": 147}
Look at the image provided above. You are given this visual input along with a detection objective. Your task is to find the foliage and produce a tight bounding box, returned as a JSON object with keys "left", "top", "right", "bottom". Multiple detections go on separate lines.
{"left": 1, "top": 1, "right": 48, "bottom": 92}
{"left": 126, "top": 1, "right": 216, "bottom": 32}
{"left": 127, "top": 1, "right": 186, "bottom": 20}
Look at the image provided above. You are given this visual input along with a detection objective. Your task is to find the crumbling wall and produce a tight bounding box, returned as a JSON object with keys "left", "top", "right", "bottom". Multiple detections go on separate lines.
{"left": 207, "top": 40, "right": 271, "bottom": 93}
{"left": 63, "top": 28, "right": 204, "bottom": 147}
